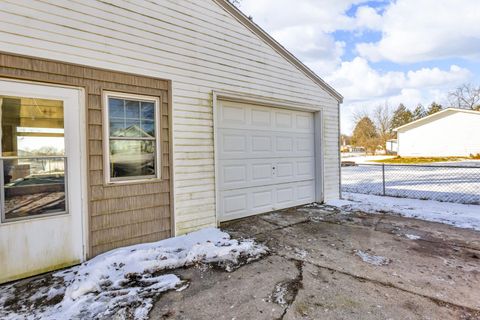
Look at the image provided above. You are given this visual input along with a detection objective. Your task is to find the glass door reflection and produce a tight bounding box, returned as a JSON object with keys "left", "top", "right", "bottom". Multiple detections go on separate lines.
{"left": 1, "top": 96, "right": 67, "bottom": 221}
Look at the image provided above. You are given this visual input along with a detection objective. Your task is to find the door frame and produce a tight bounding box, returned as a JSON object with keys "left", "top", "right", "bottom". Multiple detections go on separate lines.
{"left": 0, "top": 77, "right": 89, "bottom": 261}
{"left": 212, "top": 90, "right": 325, "bottom": 225}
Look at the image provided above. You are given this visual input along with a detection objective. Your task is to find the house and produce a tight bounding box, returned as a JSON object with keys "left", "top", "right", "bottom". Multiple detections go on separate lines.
{"left": 0, "top": 0, "right": 342, "bottom": 284}
{"left": 395, "top": 108, "right": 480, "bottom": 157}
{"left": 386, "top": 139, "right": 398, "bottom": 154}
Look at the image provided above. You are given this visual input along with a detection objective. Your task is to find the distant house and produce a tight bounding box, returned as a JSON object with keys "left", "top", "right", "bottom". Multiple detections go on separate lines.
{"left": 386, "top": 139, "right": 398, "bottom": 154}
{"left": 394, "top": 108, "right": 480, "bottom": 157}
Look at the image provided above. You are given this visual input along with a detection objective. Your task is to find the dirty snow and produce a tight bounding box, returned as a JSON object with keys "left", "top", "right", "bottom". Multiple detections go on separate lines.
{"left": 405, "top": 234, "right": 421, "bottom": 240}
{"left": 294, "top": 248, "right": 308, "bottom": 259}
{"left": 271, "top": 282, "right": 289, "bottom": 306}
{"left": 328, "top": 192, "right": 480, "bottom": 231}
{"left": 0, "top": 228, "right": 267, "bottom": 320}
{"left": 354, "top": 250, "right": 391, "bottom": 266}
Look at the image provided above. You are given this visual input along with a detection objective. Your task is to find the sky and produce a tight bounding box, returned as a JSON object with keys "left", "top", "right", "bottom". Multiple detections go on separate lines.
{"left": 236, "top": 0, "right": 480, "bottom": 134}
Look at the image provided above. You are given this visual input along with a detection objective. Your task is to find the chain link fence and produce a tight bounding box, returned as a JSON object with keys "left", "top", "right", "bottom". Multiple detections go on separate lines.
{"left": 341, "top": 163, "right": 480, "bottom": 205}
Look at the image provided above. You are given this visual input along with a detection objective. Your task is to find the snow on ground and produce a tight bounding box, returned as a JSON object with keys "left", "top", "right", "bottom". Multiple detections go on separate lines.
{"left": 328, "top": 192, "right": 480, "bottom": 231}
{"left": 0, "top": 228, "right": 267, "bottom": 320}
{"left": 405, "top": 234, "right": 422, "bottom": 240}
{"left": 342, "top": 164, "right": 480, "bottom": 204}
{"left": 354, "top": 250, "right": 391, "bottom": 266}
{"left": 341, "top": 154, "right": 395, "bottom": 163}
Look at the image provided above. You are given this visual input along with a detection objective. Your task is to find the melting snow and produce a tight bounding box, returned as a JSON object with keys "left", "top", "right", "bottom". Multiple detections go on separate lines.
{"left": 271, "top": 282, "right": 289, "bottom": 306}
{"left": 405, "top": 234, "right": 421, "bottom": 240}
{"left": 355, "top": 250, "right": 391, "bottom": 266}
{"left": 328, "top": 192, "right": 480, "bottom": 231}
{"left": 0, "top": 228, "right": 267, "bottom": 320}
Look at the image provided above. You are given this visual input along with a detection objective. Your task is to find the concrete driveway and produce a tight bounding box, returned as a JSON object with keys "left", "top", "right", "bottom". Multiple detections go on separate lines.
{"left": 151, "top": 204, "right": 480, "bottom": 320}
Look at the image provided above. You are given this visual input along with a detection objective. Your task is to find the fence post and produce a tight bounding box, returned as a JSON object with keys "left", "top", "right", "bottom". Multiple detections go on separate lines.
{"left": 382, "top": 163, "right": 386, "bottom": 196}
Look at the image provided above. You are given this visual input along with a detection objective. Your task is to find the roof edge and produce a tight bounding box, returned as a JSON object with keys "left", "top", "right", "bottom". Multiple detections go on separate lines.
{"left": 213, "top": 0, "right": 343, "bottom": 103}
{"left": 394, "top": 107, "right": 480, "bottom": 131}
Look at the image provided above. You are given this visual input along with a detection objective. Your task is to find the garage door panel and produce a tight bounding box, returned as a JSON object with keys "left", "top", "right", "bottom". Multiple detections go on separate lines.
{"left": 218, "top": 101, "right": 314, "bottom": 134}
{"left": 218, "top": 180, "right": 316, "bottom": 222}
{"left": 219, "top": 129, "right": 314, "bottom": 160}
{"left": 217, "top": 100, "right": 317, "bottom": 222}
{"left": 297, "top": 160, "right": 315, "bottom": 177}
{"left": 219, "top": 158, "right": 315, "bottom": 190}
{"left": 222, "top": 134, "right": 247, "bottom": 154}
{"left": 277, "top": 186, "right": 294, "bottom": 204}
{"left": 252, "top": 190, "right": 274, "bottom": 210}
{"left": 297, "top": 136, "right": 315, "bottom": 152}
{"left": 275, "top": 111, "right": 293, "bottom": 128}
{"left": 276, "top": 136, "right": 294, "bottom": 152}
{"left": 251, "top": 108, "right": 272, "bottom": 127}
{"left": 276, "top": 162, "right": 294, "bottom": 178}
{"left": 223, "top": 164, "right": 247, "bottom": 184}
{"left": 296, "top": 114, "right": 314, "bottom": 130}
{"left": 252, "top": 135, "right": 273, "bottom": 152}
{"left": 223, "top": 194, "right": 248, "bottom": 215}
{"left": 252, "top": 163, "right": 273, "bottom": 181}
{"left": 221, "top": 104, "right": 247, "bottom": 125}
{"left": 297, "top": 183, "right": 315, "bottom": 201}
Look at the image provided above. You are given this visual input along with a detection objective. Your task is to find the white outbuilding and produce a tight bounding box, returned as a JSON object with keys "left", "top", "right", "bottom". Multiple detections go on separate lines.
{"left": 395, "top": 108, "right": 480, "bottom": 157}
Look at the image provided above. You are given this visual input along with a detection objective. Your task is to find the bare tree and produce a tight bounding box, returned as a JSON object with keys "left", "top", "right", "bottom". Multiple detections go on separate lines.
{"left": 352, "top": 107, "right": 371, "bottom": 124}
{"left": 372, "top": 103, "right": 394, "bottom": 150}
{"left": 448, "top": 84, "right": 480, "bottom": 111}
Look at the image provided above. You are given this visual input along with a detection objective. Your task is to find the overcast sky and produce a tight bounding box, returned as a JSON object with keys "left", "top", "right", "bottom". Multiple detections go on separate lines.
{"left": 236, "top": 0, "right": 480, "bottom": 134}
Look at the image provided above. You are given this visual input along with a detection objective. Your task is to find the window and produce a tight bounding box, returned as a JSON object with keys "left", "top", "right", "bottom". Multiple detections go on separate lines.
{"left": 103, "top": 92, "right": 161, "bottom": 183}
{"left": 1, "top": 95, "right": 67, "bottom": 221}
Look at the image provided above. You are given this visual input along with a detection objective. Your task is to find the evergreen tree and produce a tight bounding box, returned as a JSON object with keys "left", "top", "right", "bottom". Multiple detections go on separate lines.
{"left": 427, "top": 102, "right": 443, "bottom": 115}
{"left": 412, "top": 104, "right": 426, "bottom": 120}
{"left": 390, "top": 104, "right": 413, "bottom": 130}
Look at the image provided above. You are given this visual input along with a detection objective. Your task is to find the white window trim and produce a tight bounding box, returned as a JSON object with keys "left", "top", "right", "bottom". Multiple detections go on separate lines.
{"left": 102, "top": 91, "right": 162, "bottom": 184}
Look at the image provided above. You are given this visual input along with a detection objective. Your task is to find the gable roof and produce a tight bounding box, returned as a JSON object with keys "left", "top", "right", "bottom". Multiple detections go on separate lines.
{"left": 213, "top": 0, "right": 343, "bottom": 103}
{"left": 394, "top": 108, "right": 480, "bottom": 132}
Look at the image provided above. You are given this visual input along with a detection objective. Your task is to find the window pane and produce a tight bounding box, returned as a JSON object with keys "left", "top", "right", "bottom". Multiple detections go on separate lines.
{"left": 1, "top": 96, "right": 64, "bottom": 157}
{"left": 3, "top": 157, "right": 66, "bottom": 220}
{"left": 110, "top": 118, "right": 125, "bottom": 137}
{"left": 141, "top": 102, "right": 155, "bottom": 121}
{"left": 125, "top": 119, "right": 142, "bottom": 132}
{"left": 125, "top": 100, "right": 140, "bottom": 118}
{"left": 141, "top": 120, "right": 155, "bottom": 137}
{"left": 109, "top": 97, "right": 156, "bottom": 139}
{"left": 109, "top": 140, "right": 156, "bottom": 179}
{"left": 109, "top": 98, "right": 124, "bottom": 118}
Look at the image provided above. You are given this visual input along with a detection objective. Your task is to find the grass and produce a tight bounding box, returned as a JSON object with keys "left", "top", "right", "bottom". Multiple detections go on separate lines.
{"left": 369, "top": 156, "right": 466, "bottom": 164}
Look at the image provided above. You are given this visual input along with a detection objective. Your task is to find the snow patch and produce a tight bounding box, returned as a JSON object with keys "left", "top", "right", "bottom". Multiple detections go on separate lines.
{"left": 405, "top": 234, "right": 421, "bottom": 240}
{"left": 0, "top": 228, "right": 267, "bottom": 320}
{"left": 271, "top": 282, "right": 289, "bottom": 306}
{"left": 355, "top": 250, "right": 391, "bottom": 266}
{"left": 328, "top": 192, "right": 480, "bottom": 231}
{"left": 294, "top": 248, "right": 308, "bottom": 259}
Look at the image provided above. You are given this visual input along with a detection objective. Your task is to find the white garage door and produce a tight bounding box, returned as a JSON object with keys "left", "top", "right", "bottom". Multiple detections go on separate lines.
{"left": 217, "top": 100, "right": 316, "bottom": 222}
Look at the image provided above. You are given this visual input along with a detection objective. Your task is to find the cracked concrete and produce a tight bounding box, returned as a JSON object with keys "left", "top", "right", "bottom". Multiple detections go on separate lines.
{"left": 151, "top": 205, "right": 480, "bottom": 319}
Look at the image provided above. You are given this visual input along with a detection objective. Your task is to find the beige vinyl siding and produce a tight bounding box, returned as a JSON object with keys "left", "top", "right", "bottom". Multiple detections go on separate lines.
{"left": 0, "top": 0, "right": 340, "bottom": 234}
